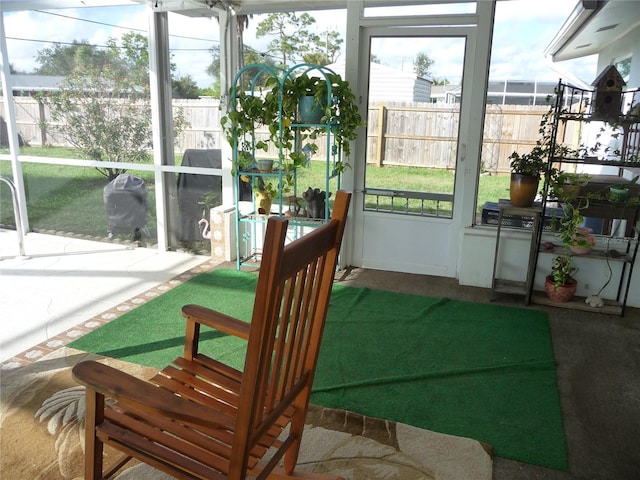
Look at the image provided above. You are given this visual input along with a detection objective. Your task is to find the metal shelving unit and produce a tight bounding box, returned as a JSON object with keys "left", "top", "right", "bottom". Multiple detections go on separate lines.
{"left": 530, "top": 80, "right": 640, "bottom": 316}
{"left": 228, "top": 63, "right": 342, "bottom": 268}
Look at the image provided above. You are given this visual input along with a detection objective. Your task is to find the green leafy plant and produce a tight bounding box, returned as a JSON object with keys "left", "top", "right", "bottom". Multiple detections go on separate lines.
{"left": 268, "top": 69, "right": 365, "bottom": 172}
{"left": 548, "top": 171, "right": 591, "bottom": 200}
{"left": 508, "top": 146, "right": 547, "bottom": 178}
{"left": 221, "top": 65, "right": 365, "bottom": 184}
{"left": 550, "top": 255, "right": 577, "bottom": 291}
{"left": 220, "top": 90, "right": 275, "bottom": 171}
{"left": 509, "top": 103, "right": 580, "bottom": 180}
{"left": 198, "top": 190, "right": 221, "bottom": 218}
{"left": 557, "top": 202, "right": 595, "bottom": 251}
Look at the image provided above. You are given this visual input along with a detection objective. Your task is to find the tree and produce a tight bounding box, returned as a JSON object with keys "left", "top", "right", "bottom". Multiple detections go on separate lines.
{"left": 40, "top": 63, "right": 153, "bottom": 181}
{"left": 172, "top": 74, "right": 200, "bottom": 99}
{"left": 300, "top": 29, "right": 343, "bottom": 65}
{"left": 256, "top": 12, "right": 304, "bottom": 67}
{"left": 107, "top": 33, "right": 150, "bottom": 93}
{"left": 255, "top": 12, "right": 341, "bottom": 69}
{"left": 38, "top": 37, "right": 188, "bottom": 181}
{"left": 9, "top": 63, "right": 26, "bottom": 74}
{"left": 414, "top": 51, "right": 434, "bottom": 79}
{"left": 35, "top": 40, "right": 112, "bottom": 76}
{"left": 207, "top": 43, "right": 276, "bottom": 94}
{"left": 205, "top": 44, "right": 221, "bottom": 96}
{"left": 433, "top": 77, "right": 450, "bottom": 86}
{"left": 36, "top": 33, "right": 180, "bottom": 94}
{"left": 235, "top": 15, "right": 253, "bottom": 72}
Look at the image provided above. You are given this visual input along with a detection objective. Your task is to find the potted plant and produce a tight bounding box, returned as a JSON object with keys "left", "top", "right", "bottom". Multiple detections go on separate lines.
{"left": 558, "top": 202, "right": 597, "bottom": 255}
{"left": 269, "top": 69, "right": 364, "bottom": 173}
{"left": 508, "top": 103, "right": 583, "bottom": 207}
{"left": 221, "top": 64, "right": 364, "bottom": 223}
{"left": 607, "top": 175, "right": 639, "bottom": 203}
{"left": 221, "top": 85, "right": 294, "bottom": 213}
{"left": 508, "top": 146, "right": 546, "bottom": 207}
{"left": 280, "top": 73, "right": 327, "bottom": 123}
{"left": 545, "top": 255, "right": 578, "bottom": 302}
{"left": 549, "top": 171, "right": 591, "bottom": 201}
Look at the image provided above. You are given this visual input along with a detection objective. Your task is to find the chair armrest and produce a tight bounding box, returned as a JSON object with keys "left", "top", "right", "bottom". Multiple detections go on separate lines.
{"left": 72, "top": 360, "right": 234, "bottom": 430}
{"left": 181, "top": 304, "right": 250, "bottom": 340}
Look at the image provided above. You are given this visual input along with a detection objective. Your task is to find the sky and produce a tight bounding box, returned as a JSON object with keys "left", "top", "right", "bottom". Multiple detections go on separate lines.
{"left": 2, "top": 0, "right": 598, "bottom": 89}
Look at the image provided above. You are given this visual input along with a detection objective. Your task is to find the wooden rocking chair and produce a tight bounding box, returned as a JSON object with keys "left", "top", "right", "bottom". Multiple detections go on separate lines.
{"left": 72, "top": 191, "right": 351, "bottom": 480}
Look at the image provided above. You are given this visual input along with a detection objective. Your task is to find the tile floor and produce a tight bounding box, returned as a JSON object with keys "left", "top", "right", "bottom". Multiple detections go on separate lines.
{"left": 0, "top": 229, "right": 217, "bottom": 370}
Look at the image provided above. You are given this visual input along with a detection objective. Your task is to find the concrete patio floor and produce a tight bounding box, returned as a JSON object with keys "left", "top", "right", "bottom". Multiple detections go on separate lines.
{"left": 0, "top": 229, "right": 212, "bottom": 366}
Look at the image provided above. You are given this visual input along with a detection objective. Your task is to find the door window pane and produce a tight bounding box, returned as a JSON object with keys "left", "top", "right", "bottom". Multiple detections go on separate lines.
{"left": 364, "top": 36, "right": 465, "bottom": 218}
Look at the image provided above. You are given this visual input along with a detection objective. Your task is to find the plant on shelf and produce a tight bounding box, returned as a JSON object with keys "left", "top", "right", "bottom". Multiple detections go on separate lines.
{"left": 557, "top": 202, "right": 597, "bottom": 255}
{"left": 252, "top": 176, "right": 277, "bottom": 215}
{"left": 508, "top": 105, "right": 557, "bottom": 207}
{"left": 221, "top": 85, "right": 300, "bottom": 214}
{"left": 222, "top": 65, "right": 364, "bottom": 178}
{"left": 508, "top": 146, "right": 547, "bottom": 207}
{"left": 545, "top": 255, "right": 578, "bottom": 302}
{"left": 220, "top": 91, "right": 274, "bottom": 175}
{"left": 267, "top": 69, "right": 365, "bottom": 174}
{"left": 549, "top": 171, "right": 591, "bottom": 201}
{"left": 509, "top": 100, "right": 583, "bottom": 207}
{"left": 509, "top": 146, "right": 547, "bottom": 178}
{"left": 605, "top": 174, "right": 640, "bottom": 203}
{"left": 279, "top": 73, "right": 327, "bottom": 123}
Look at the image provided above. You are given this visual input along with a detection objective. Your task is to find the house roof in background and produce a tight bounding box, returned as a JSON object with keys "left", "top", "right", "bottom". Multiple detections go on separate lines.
{"left": 9, "top": 75, "right": 65, "bottom": 91}
{"left": 544, "top": 0, "right": 640, "bottom": 62}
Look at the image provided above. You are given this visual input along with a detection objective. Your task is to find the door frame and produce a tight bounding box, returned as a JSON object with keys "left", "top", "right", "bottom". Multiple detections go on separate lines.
{"left": 342, "top": 0, "right": 495, "bottom": 277}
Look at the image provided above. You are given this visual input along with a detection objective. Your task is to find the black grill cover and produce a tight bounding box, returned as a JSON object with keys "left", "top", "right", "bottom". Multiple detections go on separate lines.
{"left": 177, "top": 149, "right": 222, "bottom": 242}
{"left": 103, "top": 174, "right": 149, "bottom": 234}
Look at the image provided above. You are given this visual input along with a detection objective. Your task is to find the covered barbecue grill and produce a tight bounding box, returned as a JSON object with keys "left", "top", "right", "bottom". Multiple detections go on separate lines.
{"left": 103, "top": 174, "right": 149, "bottom": 239}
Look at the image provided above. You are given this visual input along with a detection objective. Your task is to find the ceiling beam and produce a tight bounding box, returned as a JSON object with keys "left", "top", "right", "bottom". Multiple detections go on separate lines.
{"left": 0, "top": 0, "right": 138, "bottom": 12}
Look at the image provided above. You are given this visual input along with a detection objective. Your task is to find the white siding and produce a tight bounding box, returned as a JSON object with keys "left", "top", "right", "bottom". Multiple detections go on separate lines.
{"left": 327, "top": 61, "right": 432, "bottom": 102}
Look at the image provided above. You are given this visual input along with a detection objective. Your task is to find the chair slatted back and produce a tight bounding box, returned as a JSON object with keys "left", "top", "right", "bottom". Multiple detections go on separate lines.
{"left": 231, "top": 190, "right": 350, "bottom": 473}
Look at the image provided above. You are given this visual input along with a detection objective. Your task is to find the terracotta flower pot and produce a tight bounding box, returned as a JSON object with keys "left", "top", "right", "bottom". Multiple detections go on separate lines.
{"left": 545, "top": 275, "right": 577, "bottom": 303}
{"left": 570, "top": 227, "right": 596, "bottom": 255}
{"left": 510, "top": 173, "right": 539, "bottom": 207}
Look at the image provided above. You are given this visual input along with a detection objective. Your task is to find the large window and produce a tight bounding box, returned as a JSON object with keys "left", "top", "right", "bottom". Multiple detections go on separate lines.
{"left": 475, "top": 0, "right": 598, "bottom": 226}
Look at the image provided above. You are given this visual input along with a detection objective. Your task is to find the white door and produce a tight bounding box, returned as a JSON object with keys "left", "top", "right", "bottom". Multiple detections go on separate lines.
{"left": 350, "top": 20, "right": 488, "bottom": 277}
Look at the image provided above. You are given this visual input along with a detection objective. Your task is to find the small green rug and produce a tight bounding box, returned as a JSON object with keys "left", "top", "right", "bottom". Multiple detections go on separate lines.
{"left": 70, "top": 269, "right": 567, "bottom": 470}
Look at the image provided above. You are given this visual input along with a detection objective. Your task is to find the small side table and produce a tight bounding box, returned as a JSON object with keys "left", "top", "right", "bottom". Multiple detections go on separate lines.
{"left": 490, "top": 201, "right": 542, "bottom": 304}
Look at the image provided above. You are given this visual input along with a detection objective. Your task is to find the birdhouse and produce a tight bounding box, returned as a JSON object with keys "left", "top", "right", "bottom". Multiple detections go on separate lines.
{"left": 591, "top": 65, "right": 625, "bottom": 121}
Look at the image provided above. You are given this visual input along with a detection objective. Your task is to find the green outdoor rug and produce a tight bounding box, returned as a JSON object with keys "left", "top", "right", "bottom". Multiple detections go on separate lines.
{"left": 69, "top": 268, "right": 568, "bottom": 471}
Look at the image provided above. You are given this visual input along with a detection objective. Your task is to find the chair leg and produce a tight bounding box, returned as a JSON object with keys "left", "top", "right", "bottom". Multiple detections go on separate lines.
{"left": 283, "top": 419, "right": 305, "bottom": 473}
{"left": 84, "top": 389, "right": 105, "bottom": 480}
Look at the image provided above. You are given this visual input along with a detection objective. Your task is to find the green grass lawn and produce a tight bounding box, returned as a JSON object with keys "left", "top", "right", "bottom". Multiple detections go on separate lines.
{"left": 297, "top": 160, "right": 510, "bottom": 214}
{"left": 1, "top": 147, "right": 508, "bottom": 243}
{"left": 0, "top": 147, "right": 158, "bottom": 240}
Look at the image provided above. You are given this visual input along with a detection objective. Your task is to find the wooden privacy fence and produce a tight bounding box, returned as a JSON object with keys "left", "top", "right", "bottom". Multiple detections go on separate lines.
{"left": 0, "top": 97, "right": 225, "bottom": 154}
{"left": 1, "top": 96, "right": 548, "bottom": 174}
{"left": 366, "top": 102, "right": 548, "bottom": 174}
